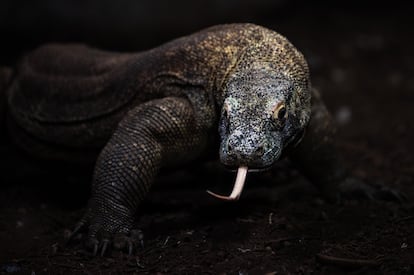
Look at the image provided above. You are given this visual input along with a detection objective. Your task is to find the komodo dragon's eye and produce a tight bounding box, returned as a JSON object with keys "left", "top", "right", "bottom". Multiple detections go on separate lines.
{"left": 272, "top": 102, "right": 287, "bottom": 122}
{"left": 223, "top": 102, "right": 230, "bottom": 119}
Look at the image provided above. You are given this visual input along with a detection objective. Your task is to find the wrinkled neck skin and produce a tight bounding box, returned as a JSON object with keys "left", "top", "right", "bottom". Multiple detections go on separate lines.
{"left": 206, "top": 65, "right": 311, "bottom": 201}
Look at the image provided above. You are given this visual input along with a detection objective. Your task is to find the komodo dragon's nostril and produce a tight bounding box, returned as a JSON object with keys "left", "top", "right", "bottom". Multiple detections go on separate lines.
{"left": 255, "top": 145, "right": 265, "bottom": 157}
{"left": 227, "top": 137, "right": 238, "bottom": 152}
{"left": 227, "top": 141, "right": 232, "bottom": 152}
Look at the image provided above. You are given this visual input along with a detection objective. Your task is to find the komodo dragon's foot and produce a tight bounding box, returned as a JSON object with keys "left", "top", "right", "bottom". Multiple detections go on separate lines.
{"left": 337, "top": 177, "right": 406, "bottom": 202}
{"left": 68, "top": 205, "right": 144, "bottom": 256}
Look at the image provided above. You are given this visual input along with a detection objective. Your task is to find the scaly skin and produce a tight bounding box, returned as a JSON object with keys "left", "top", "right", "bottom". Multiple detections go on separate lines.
{"left": 2, "top": 23, "right": 400, "bottom": 254}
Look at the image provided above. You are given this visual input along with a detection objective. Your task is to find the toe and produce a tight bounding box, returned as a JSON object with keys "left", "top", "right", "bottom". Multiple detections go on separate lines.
{"left": 67, "top": 214, "right": 90, "bottom": 243}
{"left": 113, "top": 229, "right": 144, "bottom": 255}
{"left": 113, "top": 233, "right": 128, "bottom": 250}
{"left": 374, "top": 186, "right": 407, "bottom": 202}
{"left": 128, "top": 240, "right": 133, "bottom": 256}
{"left": 339, "top": 178, "right": 374, "bottom": 200}
{"left": 100, "top": 239, "right": 110, "bottom": 256}
{"left": 85, "top": 235, "right": 100, "bottom": 256}
{"left": 131, "top": 229, "right": 145, "bottom": 250}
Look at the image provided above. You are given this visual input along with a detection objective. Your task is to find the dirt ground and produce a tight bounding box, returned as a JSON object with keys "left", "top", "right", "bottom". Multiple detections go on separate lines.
{"left": 1, "top": 5, "right": 413, "bottom": 275}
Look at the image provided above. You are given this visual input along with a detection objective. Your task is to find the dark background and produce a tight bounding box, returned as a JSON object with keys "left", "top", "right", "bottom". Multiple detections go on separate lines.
{"left": 1, "top": 1, "right": 411, "bottom": 62}
{"left": 0, "top": 1, "right": 413, "bottom": 274}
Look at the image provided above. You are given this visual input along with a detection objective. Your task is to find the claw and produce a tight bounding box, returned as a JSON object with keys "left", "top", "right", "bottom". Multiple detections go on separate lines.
{"left": 128, "top": 241, "right": 133, "bottom": 256}
{"left": 67, "top": 221, "right": 85, "bottom": 243}
{"left": 101, "top": 239, "right": 110, "bottom": 256}
{"left": 93, "top": 243, "right": 99, "bottom": 256}
{"left": 130, "top": 229, "right": 144, "bottom": 249}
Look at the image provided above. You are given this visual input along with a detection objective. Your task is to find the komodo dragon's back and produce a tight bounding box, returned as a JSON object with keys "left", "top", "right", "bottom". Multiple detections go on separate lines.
{"left": 8, "top": 24, "right": 249, "bottom": 125}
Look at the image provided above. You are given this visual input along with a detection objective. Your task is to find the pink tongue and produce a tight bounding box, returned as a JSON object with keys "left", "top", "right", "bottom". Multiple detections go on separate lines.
{"left": 207, "top": 166, "right": 248, "bottom": 201}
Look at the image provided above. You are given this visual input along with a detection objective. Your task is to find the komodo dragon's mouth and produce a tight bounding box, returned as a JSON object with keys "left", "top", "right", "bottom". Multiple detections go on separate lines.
{"left": 206, "top": 166, "right": 248, "bottom": 201}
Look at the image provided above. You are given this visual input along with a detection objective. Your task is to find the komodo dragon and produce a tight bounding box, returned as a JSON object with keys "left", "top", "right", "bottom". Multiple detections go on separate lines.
{"left": 0, "top": 23, "right": 400, "bottom": 255}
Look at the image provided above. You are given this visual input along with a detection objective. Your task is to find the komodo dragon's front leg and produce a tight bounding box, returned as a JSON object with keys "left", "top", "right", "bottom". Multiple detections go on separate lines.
{"left": 71, "top": 96, "right": 210, "bottom": 255}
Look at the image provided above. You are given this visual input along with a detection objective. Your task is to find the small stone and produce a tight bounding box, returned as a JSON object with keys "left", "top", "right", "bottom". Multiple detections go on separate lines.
{"left": 51, "top": 243, "right": 59, "bottom": 254}
{"left": 331, "top": 68, "right": 346, "bottom": 84}
{"left": 17, "top": 207, "right": 27, "bottom": 214}
{"left": 335, "top": 106, "right": 352, "bottom": 125}
{"left": 320, "top": 211, "right": 329, "bottom": 221}
{"left": 16, "top": 220, "right": 24, "bottom": 228}
{"left": 237, "top": 247, "right": 251, "bottom": 253}
{"left": 2, "top": 263, "right": 21, "bottom": 273}
{"left": 389, "top": 73, "right": 404, "bottom": 88}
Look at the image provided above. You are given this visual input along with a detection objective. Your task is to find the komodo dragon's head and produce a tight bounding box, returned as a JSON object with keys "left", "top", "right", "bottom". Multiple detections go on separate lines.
{"left": 207, "top": 34, "right": 312, "bottom": 200}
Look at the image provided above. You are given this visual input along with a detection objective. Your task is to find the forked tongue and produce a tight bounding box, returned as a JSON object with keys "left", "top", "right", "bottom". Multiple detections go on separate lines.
{"left": 207, "top": 166, "right": 248, "bottom": 201}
